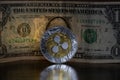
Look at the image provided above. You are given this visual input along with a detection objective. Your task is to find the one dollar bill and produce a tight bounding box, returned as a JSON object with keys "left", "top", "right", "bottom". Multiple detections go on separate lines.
{"left": 0, "top": 1, "right": 120, "bottom": 63}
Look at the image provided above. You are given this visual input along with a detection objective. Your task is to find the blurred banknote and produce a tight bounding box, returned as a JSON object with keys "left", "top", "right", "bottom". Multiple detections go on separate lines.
{"left": 0, "top": 1, "right": 120, "bottom": 63}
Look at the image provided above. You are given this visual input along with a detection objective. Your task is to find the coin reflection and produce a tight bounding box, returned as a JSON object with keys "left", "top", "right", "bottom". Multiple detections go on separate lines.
{"left": 40, "top": 64, "right": 78, "bottom": 80}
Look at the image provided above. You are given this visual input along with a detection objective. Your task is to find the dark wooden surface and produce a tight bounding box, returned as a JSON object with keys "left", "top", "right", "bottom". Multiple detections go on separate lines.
{"left": 0, "top": 60, "right": 120, "bottom": 80}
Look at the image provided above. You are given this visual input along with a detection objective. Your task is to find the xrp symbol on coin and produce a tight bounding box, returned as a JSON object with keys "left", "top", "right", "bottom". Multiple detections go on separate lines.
{"left": 40, "top": 26, "right": 78, "bottom": 63}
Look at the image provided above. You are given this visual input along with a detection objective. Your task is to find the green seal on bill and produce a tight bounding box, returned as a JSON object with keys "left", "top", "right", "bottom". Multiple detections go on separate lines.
{"left": 83, "top": 29, "right": 97, "bottom": 44}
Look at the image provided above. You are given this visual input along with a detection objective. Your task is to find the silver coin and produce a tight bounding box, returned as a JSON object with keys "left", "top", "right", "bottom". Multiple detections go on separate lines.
{"left": 40, "top": 26, "right": 78, "bottom": 63}
{"left": 40, "top": 64, "right": 78, "bottom": 80}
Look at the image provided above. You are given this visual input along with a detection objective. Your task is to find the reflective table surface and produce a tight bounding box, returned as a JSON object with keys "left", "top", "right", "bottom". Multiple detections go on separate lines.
{"left": 0, "top": 60, "right": 120, "bottom": 80}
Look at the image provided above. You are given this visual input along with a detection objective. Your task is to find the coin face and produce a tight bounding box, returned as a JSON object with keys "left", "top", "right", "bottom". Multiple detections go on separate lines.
{"left": 40, "top": 26, "right": 78, "bottom": 63}
{"left": 40, "top": 64, "right": 78, "bottom": 80}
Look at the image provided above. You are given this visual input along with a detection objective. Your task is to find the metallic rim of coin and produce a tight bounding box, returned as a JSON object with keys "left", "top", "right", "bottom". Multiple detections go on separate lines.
{"left": 40, "top": 26, "right": 78, "bottom": 63}
{"left": 40, "top": 64, "right": 78, "bottom": 80}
